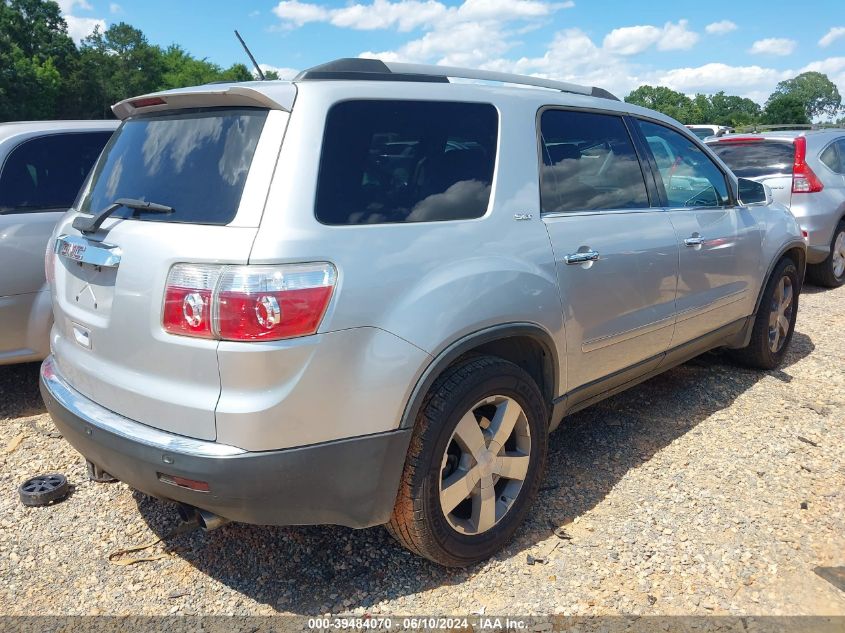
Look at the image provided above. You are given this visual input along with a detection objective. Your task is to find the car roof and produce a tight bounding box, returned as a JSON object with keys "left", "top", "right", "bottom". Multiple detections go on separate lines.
{"left": 707, "top": 128, "right": 845, "bottom": 143}
{"left": 112, "top": 58, "right": 685, "bottom": 132}
{"left": 0, "top": 120, "right": 119, "bottom": 143}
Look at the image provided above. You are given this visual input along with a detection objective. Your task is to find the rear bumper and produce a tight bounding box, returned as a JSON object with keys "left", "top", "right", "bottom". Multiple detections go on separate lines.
{"left": 40, "top": 356, "right": 411, "bottom": 528}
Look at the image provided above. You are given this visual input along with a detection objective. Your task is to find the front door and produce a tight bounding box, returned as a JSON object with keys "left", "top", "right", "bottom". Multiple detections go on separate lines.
{"left": 538, "top": 109, "right": 679, "bottom": 393}
{"left": 635, "top": 119, "right": 761, "bottom": 345}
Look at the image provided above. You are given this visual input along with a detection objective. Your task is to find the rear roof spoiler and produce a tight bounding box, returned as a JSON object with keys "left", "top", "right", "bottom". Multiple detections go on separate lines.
{"left": 112, "top": 83, "right": 296, "bottom": 120}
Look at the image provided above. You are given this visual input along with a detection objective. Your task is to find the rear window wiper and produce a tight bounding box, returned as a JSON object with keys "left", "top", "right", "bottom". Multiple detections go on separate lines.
{"left": 72, "top": 198, "right": 174, "bottom": 234}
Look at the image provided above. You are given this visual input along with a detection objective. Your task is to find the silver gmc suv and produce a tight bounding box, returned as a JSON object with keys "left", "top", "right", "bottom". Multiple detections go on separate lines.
{"left": 40, "top": 59, "right": 806, "bottom": 566}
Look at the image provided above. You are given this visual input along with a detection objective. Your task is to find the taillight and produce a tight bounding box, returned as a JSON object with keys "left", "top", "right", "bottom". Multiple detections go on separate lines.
{"left": 162, "top": 264, "right": 221, "bottom": 339}
{"left": 163, "top": 262, "right": 336, "bottom": 342}
{"left": 792, "top": 137, "right": 824, "bottom": 194}
{"left": 45, "top": 237, "right": 56, "bottom": 286}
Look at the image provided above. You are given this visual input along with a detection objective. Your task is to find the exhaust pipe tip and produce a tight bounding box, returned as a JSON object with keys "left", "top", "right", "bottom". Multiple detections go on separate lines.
{"left": 196, "top": 508, "right": 230, "bottom": 532}
{"left": 176, "top": 503, "right": 199, "bottom": 524}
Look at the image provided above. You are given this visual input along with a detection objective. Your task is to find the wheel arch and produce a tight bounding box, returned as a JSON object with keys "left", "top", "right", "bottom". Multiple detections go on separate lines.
{"left": 754, "top": 240, "right": 806, "bottom": 316}
{"left": 398, "top": 323, "right": 559, "bottom": 430}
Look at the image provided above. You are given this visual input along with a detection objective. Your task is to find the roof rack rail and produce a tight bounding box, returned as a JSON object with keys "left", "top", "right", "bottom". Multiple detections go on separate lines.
{"left": 295, "top": 58, "right": 619, "bottom": 101}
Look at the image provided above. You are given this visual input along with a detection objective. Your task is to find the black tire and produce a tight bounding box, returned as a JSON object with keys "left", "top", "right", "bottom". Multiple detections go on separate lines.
{"left": 806, "top": 220, "right": 845, "bottom": 288}
{"left": 386, "top": 355, "right": 548, "bottom": 567}
{"left": 19, "top": 473, "right": 70, "bottom": 507}
{"left": 730, "top": 258, "right": 799, "bottom": 370}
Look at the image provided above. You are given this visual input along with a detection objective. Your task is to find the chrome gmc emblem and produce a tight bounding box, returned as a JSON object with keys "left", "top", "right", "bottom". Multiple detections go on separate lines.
{"left": 59, "top": 241, "right": 87, "bottom": 262}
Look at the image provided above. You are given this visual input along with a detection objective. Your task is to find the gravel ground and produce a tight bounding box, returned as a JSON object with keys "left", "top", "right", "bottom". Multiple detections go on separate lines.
{"left": 1, "top": 283, "right": 843, "bottom": 617}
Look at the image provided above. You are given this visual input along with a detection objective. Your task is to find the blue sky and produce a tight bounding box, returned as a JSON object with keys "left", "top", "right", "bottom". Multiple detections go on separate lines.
{"left": 58, "top": 0, "right": 845, "bottom": 105}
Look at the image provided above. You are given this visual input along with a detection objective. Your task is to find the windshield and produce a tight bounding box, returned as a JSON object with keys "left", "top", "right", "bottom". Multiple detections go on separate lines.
{"left": 709, "top": 140, "right": 794, "bottom": 178}
{"left": 79, "top": 107, "right": 267, "bottom": 225}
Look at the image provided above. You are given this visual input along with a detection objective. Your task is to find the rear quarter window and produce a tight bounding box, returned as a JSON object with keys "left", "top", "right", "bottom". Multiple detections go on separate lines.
{"left": 79, "top": 108, "right": 267, "bottom": 225}
{"left": 708, "top": 140, "right": 794, "bottom": 178}
{"left": 315, "top": 100, "right": 498, "bottom": 225}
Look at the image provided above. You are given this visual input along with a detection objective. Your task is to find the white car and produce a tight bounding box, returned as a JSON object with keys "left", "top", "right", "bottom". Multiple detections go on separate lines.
{"left": 0, "top": 120, "right": 117, "bottom": 364}
{"left": 687, "top": 124, "right": 734, "bottom": 140}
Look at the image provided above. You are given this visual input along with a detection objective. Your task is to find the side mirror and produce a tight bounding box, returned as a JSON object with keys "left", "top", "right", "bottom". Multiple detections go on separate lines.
{"left": 738, "top": 177, "right": 773, "bottom": 207}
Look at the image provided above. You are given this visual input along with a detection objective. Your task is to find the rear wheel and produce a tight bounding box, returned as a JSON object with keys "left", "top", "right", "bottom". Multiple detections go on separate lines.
{"left": 806, "top": 221, "right": 845, "bottom": 288}
{"left": 387, "top": 355, "right": 548, "bottom": 567}
{"left": 730, "top": 258, "right": 799, "bottom": 369}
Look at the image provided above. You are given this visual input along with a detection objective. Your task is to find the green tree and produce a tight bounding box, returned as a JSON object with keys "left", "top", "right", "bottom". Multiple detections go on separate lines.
{"left": 624, "top": 85, "right": 693, "bottom": 122}
{"left": 708, "top": 91, "right": 761, "bottom": 126}
{"left": 70, "top": 23, "right": 165, "bottom": 118}
{"left": 771, "top": 72, "right": 841, "bottom": 120}
{"left": 761, "top": 94, "right": 810, "bottom": 125}
{"left": 0, "top": 0, "right": 78, "bottom": 121}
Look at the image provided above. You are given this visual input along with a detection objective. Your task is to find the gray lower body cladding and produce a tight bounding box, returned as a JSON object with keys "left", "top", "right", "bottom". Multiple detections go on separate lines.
{"left": 40, "top": 359, "right": 411, "bottom": 528}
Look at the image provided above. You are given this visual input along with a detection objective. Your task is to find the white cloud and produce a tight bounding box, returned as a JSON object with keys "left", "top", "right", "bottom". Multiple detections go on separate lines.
{"left": 705, "top": 20, "right": 737, "bottom": 35}
{"left": 819, "top": 27, "right": 845, "bottom": 48}
{"left": 109, "top": 3, "right": 122, "bottom": 14}
{"left": 274, "top": 0, "right": 570, "bottom": 34}
{"left": 57, "top": 0, "right": 107, "bottom": 42}
{"left": 64, "top": 14, "right": 106, "bottom": 42}
{"left": 749, "top": 38, "right": 797, "bottom": 56}
{"left": 273, "top": 0, "right": 330, "bottom": 27}
{"left": 657, "top": 19, "right": 699, "bottom": 50}
{"left": 258, "top": 63, "right": 299, "bottom": 79}
{"left": 267, "top": 2, "right": 845, "bottom": 107}
{"left": 602, "top": 25, "right": 661, "bottom": 55}
{"left": 57, "top": 0, "right": 92, "bottom": 11}
{"left": 602, "top": 20, "right": 697, "bottom": 55}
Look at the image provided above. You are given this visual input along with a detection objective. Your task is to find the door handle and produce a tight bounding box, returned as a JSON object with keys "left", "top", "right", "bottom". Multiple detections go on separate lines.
{"left": 564, "top": 250, "right": 600, "bottom": 265}
{"left": 684, "top": 236, "right": 704, "bottom": 247}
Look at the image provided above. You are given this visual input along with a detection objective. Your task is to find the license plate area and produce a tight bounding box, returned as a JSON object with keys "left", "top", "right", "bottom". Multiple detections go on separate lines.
{"left": 63, "top": 260, "right": 118, "bottom": 315}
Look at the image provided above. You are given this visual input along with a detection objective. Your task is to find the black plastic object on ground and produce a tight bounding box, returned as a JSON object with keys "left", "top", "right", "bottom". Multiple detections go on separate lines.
{"left": 18, "top": 473, "right": 70, "bottom": 507}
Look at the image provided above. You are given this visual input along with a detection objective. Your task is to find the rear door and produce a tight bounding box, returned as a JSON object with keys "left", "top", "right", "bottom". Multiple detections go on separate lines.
{"left": 49, "top": 107, "right": 287, "bottom": 440}
{"left": 636, "top": 119, "right": 761, "bottom": 344}
{"left": 0, "top": 131, "right": 112, "bottom": 360}
{"left": 708, "top": 138, "right": 795, "bottom": 206}
{"left": 539, "top": 108, "right": 678, "bottom": 393}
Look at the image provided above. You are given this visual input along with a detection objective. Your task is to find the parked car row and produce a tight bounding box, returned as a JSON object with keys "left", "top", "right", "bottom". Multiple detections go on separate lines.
{"left": 2, "top": 59, "right": 842, "bottom": 566}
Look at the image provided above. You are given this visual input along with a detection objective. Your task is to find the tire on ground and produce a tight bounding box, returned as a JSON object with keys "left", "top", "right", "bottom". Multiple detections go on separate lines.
{"left": 805, "top": 220, "right": 845, "bottom": 288}
{"left": 387, "top": 355, "right": 549, "bottom": 567}
{"left": 730, "top": 257, "right": 799, "bottom": 370}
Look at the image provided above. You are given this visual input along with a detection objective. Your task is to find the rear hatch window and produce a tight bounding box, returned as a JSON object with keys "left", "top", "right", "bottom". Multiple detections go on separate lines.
{"left": 79, "top": 107, "right": 268, "bottom": 225}
{"left": 709, "top": 140, "right": 794, "bottom": 178}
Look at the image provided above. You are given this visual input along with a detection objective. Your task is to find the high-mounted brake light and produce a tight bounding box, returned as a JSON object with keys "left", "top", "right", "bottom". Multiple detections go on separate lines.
{"left": 716, "top": 137, "right": 763, "bottom": 143}
{"left": 792, "top": 137, "right": 823, "bottom": 194}
{"left": 130, "top": 97, "right": 166, "bottom": 109}
{"left": 163, "top": 263, "right": 336, "bottom": 341}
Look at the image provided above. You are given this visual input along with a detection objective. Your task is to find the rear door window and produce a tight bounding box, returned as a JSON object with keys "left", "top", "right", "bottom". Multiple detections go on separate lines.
{"left": 708, "top": 140, "right": 795, "bottom": 178}
{"left": 637, "top": 120, "right": 730, "bottom": 208}
{"left": 0, "top": 132, "right": 112, "bottom": 214}
{"left": 79, "top": 108, "right": 268, "bottom": 225}
{"left": 315, "top": 100, "right": 498, "bottom": 225}
{"left": 538, "top": 109, "right": 649, "bottom": 213}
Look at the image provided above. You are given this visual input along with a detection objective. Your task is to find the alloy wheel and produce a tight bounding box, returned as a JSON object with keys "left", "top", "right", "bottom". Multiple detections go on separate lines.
{"left": 832, "top": 231, "right": 845, "bottom": 279}
{"left": 768, "top": 275, "right": 794, "bottom": 353}
{"left": 439, "top": 395, "right": 531, "bottom": 535}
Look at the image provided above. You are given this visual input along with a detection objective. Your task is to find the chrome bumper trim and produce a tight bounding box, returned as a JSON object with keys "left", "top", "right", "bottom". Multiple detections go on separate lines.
{"left": 40, "top": 356, "right": 245, "bottom": 457}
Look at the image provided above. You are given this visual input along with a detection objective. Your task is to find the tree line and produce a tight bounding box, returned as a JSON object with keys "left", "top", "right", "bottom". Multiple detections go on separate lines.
{"left": 0, "top": 0, "right": 280, "bottom": 121}
{"left": 1, "top": 0, "right": 843, "bottom": 126}
{"left": 625, "top": 74, "right": 843, "bottom": 128}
